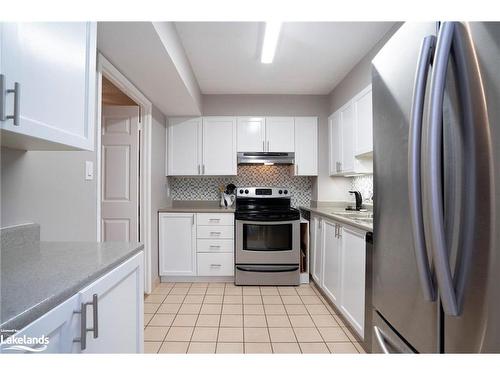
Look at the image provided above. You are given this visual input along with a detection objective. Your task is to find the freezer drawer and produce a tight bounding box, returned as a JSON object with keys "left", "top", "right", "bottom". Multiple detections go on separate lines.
{"left": 235, "top": 264, "right": 300, "bottom": 286}
{"left": 372, "top": 310, "right": 415, "bottom": 354}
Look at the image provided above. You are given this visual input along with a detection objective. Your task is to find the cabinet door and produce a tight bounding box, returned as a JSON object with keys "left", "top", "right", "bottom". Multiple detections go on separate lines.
{"left": 340, "top": 103, "right": 355, "bottom": 173}
{"left": 1, "top": 22, "right": 97, "bottom": 150}
{"left": 237, "top": 116, "right": 265, "bottom": 152}
{"left": 354, "top": 85, "right": 373, "bottom": 156}
{"left": 202, "top": 117, "right": 236, "bottom": 175}
{"left": 322, "top": 220, "right": 342, "bottom": 307}
{"left": 78, "top": 251, "right": 144, "bottom": 353}
{"left": 340, "top": 226, "right": 366, "bottom": 338}
{"left": 311, "top": 216, "right": 323, "bottom": 284}
{"left": 265, "top": 117, "right": 295, "bottom": 152}
{"left": 294, "top": 117, "right": 318, "bottom": 176}
{"left": 167, "top": 117, "right": 201, "bottom": 175}
{"left": 328, "top": 112, "right": 342, "bottom": 175}
{"left": 159, "top": 213, "right": 196, "bottom": 276}
{"left": 0, "top": 294, "right": 80, "bottom": 354}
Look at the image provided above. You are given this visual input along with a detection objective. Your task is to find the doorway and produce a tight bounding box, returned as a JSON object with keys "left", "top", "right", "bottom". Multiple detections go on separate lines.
{"left": 96, "top": 54, "right": 154, "bottom": 293}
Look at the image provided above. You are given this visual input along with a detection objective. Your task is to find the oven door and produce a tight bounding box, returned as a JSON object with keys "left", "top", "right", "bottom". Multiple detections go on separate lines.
{"left": 235, "top": 219, "right": 300, "bottom": 264}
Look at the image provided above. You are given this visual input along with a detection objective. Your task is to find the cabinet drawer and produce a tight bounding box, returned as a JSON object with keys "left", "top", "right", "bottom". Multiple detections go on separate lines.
{"left": 197, "top": 225, "right": 234, "bottom": 239}
{"left": 197, "top": 213, "right": 234, "bottom": 226}
{"left": 197, "top": 253, "right": 234, "bottom": 276}
{"left": 197, "top": 239, "right": 234, "bottom": 253}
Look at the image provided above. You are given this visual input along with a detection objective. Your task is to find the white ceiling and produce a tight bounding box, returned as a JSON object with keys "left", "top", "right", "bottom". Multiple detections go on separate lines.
{"left": 175, "top": 22, "right": 396, "bottom": 95}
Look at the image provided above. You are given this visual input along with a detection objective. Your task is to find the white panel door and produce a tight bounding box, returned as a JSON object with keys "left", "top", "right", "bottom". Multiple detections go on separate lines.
{"left": 354, "top": 85, "right": 373, "bottom": 156}
{"left": 159, "top": 213, "right": 197, "bottom": 276}
{"left": 0, "top": 22, "right": 97, "bottom": 150}
{"left": 294, "top": 116, "right": 318, "bottom": 176}
{"left": 167, "top": 117, "right": 201, "bottom": 175}
{"left": 265, "top": 117, "right": 295, "bottom": 152}
{"left": 101, "top": 105, "right": 140, "bottom": 242}
{"left": 322, "top": 221, "right": 342, "bottom": 308}
{"left": 237, "top": 117, "right": 265, "bottom": 152}
{"left": 78, "top": 252, "right": 144, "bottom": 353}
{"left": 311, "top": 216, "right": 323, "bottom": 284}
{"left": 340, "top": 103, "right": 355, "bottom": 173}
{"left": 340, "top": 226, "right": 366, "bottom": 338}
{"left": 202, "top": 117, "right": 237, "bottom": 175}
{"left": 328, "top": 112, "right": 342, "bottom": 175}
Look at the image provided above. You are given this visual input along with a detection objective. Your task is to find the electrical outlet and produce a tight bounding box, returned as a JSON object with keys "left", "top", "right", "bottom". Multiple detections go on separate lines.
{"left": 85, "top": 161, "right": 94, "bottom": 180}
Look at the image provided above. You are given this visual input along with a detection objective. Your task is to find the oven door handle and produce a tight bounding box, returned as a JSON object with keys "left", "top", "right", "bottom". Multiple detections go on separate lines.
{"left": 236, "top": 265, "right": 300, "bottom": 273}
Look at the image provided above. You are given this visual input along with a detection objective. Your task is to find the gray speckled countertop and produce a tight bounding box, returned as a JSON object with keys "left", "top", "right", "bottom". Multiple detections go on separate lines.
{"left": 1, "top": 240, "right": 143, "bottom": 334}
{"left": 300, "top": 205, "right": 373, "bottom": 232}
{"left": 159, "top": 200, "right": 235, "bottom": 213}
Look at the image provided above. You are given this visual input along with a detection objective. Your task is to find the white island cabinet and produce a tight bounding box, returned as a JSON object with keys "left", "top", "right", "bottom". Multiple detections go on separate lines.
{"left": 0, "top": 22, "right": 97, "bottom": 150}
{"left": 0, "top": 252, "right": 144, "bottom": 354}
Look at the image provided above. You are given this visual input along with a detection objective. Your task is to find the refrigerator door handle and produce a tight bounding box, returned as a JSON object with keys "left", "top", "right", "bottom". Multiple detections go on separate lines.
{"left": 373, "top": 326, "right": 404, "bottom": 354}
{"left": 424, "top": 22, "right": 459, "bottom": 316}
{"left": 408, "top": 34, "right": 436, "bottom": 302}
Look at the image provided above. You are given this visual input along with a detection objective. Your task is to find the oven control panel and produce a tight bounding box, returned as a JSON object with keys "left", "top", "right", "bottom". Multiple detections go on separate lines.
{"left": 237, "top": 187, "right": 290, "bottom": 198}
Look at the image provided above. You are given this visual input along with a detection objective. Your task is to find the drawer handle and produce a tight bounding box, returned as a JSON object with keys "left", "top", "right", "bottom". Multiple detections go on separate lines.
{"left": 73, "top": 294, "right": 98, "bottom": 351}
{"left": 210, "top": 264, "right": 222, "bottom": 267}
{"left": 209, "top": 245, "right": 221, "bottom": 248}
{"left": 210, "top": 231, "right": 221, "bottom": 236}
{"left": 208, "top": 218, "right": 221, "bottom": 222}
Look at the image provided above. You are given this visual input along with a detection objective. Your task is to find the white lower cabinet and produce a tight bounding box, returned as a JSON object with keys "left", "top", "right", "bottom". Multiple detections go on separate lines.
{"left": 159, "top": 212, "right": 234, "bottom": 278}
{"left": 77, "top": 252, "right": 144, "bottom": 353}
{"left": 310, "top": 214, "right": 367, "bottom": 339}
{"left": 340, "top": 226, "right": 366, "bottom": 338}
{"left": 321, "top": 220, "right": 342, "bottom": 307}
{"left": 310, "top": 215, "right": 323, "bottom": 284}
{"left": 159, "top": 213, "right": 197, "bottom": 276}
{"left": 0, "top": 252, "right": 144, "bottom": 354}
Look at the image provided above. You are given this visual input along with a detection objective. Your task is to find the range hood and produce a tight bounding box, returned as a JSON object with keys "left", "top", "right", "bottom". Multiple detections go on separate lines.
{"left": 237, "top": 152, "right": 295, "bottom": 165}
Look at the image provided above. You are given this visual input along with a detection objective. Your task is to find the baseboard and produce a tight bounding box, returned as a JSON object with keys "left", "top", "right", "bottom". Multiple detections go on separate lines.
{"left": 160, "top": 276, "right": 235, "bottom": 283}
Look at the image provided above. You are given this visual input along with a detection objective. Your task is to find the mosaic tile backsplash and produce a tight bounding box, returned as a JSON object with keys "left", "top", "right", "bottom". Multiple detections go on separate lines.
{"left": 351, "top": 175, "right": 374, "bottom": 204}
{"left": 169, "top": 165, "right": 313, "bottom": 207}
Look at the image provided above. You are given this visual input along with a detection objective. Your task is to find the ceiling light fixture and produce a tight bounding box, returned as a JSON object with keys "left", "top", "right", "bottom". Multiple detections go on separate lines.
{"left": 261, "top": 21, "right": 282, "bottom": 64}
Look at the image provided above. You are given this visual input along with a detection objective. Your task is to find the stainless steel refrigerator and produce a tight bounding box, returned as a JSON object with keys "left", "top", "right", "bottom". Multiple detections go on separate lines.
{"left": 372, "top": 21, "right": 500, "bottom": 353}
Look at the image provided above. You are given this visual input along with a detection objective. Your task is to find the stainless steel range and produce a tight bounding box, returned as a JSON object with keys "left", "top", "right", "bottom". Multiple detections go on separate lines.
{"left": 234, "top": 187, "right": 300, "bottom": 286}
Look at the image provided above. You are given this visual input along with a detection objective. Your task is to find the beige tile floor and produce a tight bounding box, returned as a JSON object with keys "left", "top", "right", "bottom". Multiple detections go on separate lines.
{"left": 144, "top": 282, "right": 365, "bottom": 354}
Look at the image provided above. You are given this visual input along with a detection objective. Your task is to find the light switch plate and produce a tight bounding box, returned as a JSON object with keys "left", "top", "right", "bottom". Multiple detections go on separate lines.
{"left": 85, "top": 161, "right": 94, "bottom": 180}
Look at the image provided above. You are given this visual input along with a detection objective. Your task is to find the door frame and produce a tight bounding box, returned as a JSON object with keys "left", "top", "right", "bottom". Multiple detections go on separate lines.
{"left": 96, "top": 53, "right": 153, "bottom": 294}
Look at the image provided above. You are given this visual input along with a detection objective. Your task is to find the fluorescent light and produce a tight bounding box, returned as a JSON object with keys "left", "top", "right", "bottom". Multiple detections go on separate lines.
{"left": 264, "top": 162, "right": 275, "bottom": 166}
{"left": 261, "top": 22, "right": 282, "bottom": 64}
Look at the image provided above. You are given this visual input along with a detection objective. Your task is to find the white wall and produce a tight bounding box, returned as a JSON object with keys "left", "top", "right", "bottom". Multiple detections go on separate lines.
{"left": 150, "top": 106, "right": 170, "bottom": 283}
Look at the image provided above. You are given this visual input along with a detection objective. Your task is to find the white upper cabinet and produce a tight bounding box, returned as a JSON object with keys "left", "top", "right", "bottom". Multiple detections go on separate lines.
{"left": 328, "top": 111, "right": 342, "bottom": 175}
{"left": 202, "top": 117, "right": 237, "bottom": 175}
{"left": 167, "top": 117, "right": 236, "bottom": 176}
{"left": 167, "top": 117, "right": 201, "bottom": 176}
{"left": 354, "top": 85, "right": 373, "bottom": 157}
{"left": 293, "top": 116, "right": 318, "bottom": 176}
{"left": 329, "top": 84, "right": 373, "bottom": 176}
{"left": 0, "top": 22, "right": 97, "bottom": 150}
{"left": 265, "top": 117, "right": 295, "bottom": 152}
{"left": 340, "top": 104, "right": 356, "bottom": 173}
{"left": 237, "top": 116, "right": 265, "bottom": 152}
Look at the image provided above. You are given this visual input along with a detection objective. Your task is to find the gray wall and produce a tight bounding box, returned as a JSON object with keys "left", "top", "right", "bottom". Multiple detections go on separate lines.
{"left": 1, "top": 146, "right": 98, "bottom": 241}
{"left": 201, "top": 94, "right": 350, "bottom": 202}
{"left": 328, "top": 23, "right": 402, "bottom": 114}
{"left": 150, "top": 106, "right": 169, "bottom": 284}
